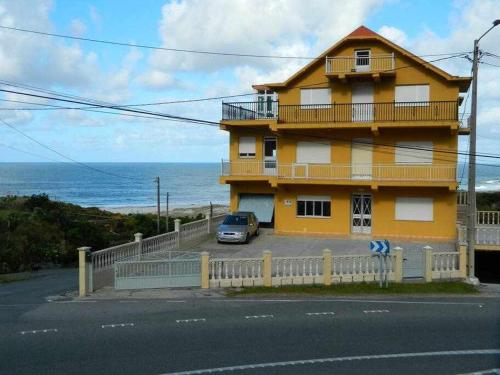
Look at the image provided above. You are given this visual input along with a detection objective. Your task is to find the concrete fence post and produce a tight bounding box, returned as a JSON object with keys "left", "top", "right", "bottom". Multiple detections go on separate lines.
{"left": 77, "top": 246, "right": 91, "bottom": 297}
{"left": 201, "top": 251, "right": 210, "bottom": 289}
{"left": 263, "top": 250, "right": 272, "bottom": 287}
{"left": 459, "top": 244, "right": 467, "bottom": 279}
{"left": 423, "top": 246, "right": 433, "bottom": 282}
{"left": 174, "top": 219, "right": 181, "bottom": 249}
{"left": 393, "top": 246, "right": 403, "bottom": 283}
{"left": 206, "top": 213, "right": 212, "bottom": 234}
{"left": 322, "top": 249, "right": 332, "bottom": 286}
{"left": 134, "top": 232, "right": 143, "bottom": 260}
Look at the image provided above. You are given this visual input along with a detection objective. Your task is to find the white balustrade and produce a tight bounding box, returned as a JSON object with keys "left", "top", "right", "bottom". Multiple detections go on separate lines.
{"left": 272, "top": 256, "right": 323, "bottom": 285}
{"left": 209, "top": 258, "right": 263, "bottom": 287}
{"left": 332, "top": 254, "right": 394, "bottom": 283}
{"left": 432, "top": 252, "right": 461, "bottom": 280}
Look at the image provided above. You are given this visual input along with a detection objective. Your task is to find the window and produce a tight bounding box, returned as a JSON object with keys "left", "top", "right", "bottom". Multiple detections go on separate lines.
{"left": 296, "top": 141, "right": 330, "bottom": 164}
{"left": 395, "top": 85, "right": 430, "bottom": 106}
{"left": 256, "top": 89, "right": 277, "bottom": 117}
{"left": 355, "top": 50, "right": 371, "bottom": 70}
{"left": 223, "top": 215, "right": 248, "bottom": 226}
{"left": 395, "top": 141, "right": 433, "bottom": 164}
{"left": 300, "top": 88, "right": 331, "bottom": 107}
{"left": 239, "top": 136, "right": 256, "bottom": 158}
{"left": 297, "top": 195, "right": 331, "bottom": 217}
{"left": 395, "top": 197, "right": 433, "bottom": 221}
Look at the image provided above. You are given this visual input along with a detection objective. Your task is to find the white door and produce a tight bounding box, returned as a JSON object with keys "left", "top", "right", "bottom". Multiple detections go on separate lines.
{"left": 355, "top": 50, "right": 371, "bottom": 72}
{"left": 352, "top": 83, "right": 374, "bottom": 122}
{"left": 351, "top": 139, "right": 372, "bottom": 179}
{"left": 263, "top": 137, "right": 277, "bottom": 175}
{"left": 352, "top": 193, "right": 372, "bottom": 234}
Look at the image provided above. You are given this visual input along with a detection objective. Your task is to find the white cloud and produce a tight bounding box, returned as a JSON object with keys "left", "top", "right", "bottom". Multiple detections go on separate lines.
{"left": 378, "top": 25, "right": 408, "bottom": 46}
{"left": 69, "top": 18, "right": 86, "bottom": 37}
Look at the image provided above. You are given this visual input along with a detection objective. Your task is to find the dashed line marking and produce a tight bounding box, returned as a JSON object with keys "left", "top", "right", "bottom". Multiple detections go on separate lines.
{"left": 363, "top": 309, "right": 390, "bottom": 314}
{"left": 56, "top": 300, "right": 97, "bottom": 304}
{"left": 101, "top": 323, "right": 135, "bottom": 329}
{"left": 20, "top": 328, "right": 58, "bottom": 335}
{"left": 306, "top": 312, "right": 335, "bottom": 316}
{"left": 245, "top": 314, "right": 274, "bottom": 319}
{"left": 119, "top": 300, "right": 139, "bottom": 303}
{"left": 176, "top": 319, "right": 206, "bottom": 323}
{"left": 159, "top": 349, "right": 500, "bottom": 375}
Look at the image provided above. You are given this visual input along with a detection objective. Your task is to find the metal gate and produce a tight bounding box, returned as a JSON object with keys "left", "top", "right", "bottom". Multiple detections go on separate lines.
{"left": 403, "top": 248, "right": 424, "bottom": 278}
{"left": 114, "top": 251, "right": 201, "bottom": 290}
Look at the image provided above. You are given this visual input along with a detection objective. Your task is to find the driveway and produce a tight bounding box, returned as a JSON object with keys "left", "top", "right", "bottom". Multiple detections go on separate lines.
{"left": 194, "top": 229, "right": 456, "bottom": 258}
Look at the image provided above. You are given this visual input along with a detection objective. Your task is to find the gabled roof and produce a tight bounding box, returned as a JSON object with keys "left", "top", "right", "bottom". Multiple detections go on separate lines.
{"left": 253, "top": 26, "right": 471, "bottom": 92}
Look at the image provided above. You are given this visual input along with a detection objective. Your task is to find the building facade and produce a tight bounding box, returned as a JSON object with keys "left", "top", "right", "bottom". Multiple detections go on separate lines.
{"left": 219, "top": 26, "right": 471, "bottom": 242}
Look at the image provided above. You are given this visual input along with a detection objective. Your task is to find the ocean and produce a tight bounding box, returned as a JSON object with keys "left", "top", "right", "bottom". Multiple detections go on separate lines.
{"left": 0, "top": 162, "right": 498, "bottom": 208}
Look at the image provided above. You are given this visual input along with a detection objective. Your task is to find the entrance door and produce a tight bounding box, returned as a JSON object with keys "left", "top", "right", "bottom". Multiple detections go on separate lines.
{"left": 352, "top": 83, "right": 374, "bottom": 122}
{"left": 351, "top": 139, "right": 372, "bottom": 179}
{"left": 263, "top": 136, "right": 277, "bottom": 175}
{"left": 402, "top": 248, "right": 425, "bottom": 278}
{"left": 352, "top": 193, "right": 372, "bottom": 234}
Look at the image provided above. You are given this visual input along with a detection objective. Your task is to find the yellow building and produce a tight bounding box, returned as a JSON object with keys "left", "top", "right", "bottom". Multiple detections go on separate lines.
{"left": 220, "top": 26, "right": 471, "bottom": 242}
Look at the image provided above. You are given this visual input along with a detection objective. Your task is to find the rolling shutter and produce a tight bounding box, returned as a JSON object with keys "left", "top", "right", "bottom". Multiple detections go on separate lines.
{"left": 238, "top": 194, "right": 275, "bottom": 223}
{"left": 395, "top": 197, "right": 433, "bottom": 221}
{"left": 395, "top": 141, "right": 433, "bottom": 164}
{"left": 239, "top": 136, "right": 256, "bottom": 157}
{"left": 296, "top": 141, "right": 331, "bottom": 164}
{"left": 300, "top": 88, "right": 331, "bottom": 106}
{"left": 395, "top": 85, "right": 429, "bottom": 105}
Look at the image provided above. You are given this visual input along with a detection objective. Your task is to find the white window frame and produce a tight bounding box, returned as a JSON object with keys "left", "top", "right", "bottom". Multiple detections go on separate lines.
{"left": 296, "top": 141, "right": 331, "bottom": 164}
{"left": 395, "top": 84, "right": 430, "bottom": 107}
{"left": 395, "top": 197, "right": 433, "bottom": 222}
{"left": 395, "top": 141, "right": 433, "bottom": 164}
{"left": 238, "top": 136, "right": 256, "bottom": 158}
{"left": 297, "top": 195, "right": 331, "bottom": 218}
{"left": 300, "top": 88, "right": 331, "bottom": 108}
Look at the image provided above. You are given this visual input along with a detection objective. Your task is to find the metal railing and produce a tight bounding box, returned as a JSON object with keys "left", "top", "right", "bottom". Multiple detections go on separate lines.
{"left": 223, "top": 101, "right": 458, "bottom": 123}
{"left": 325, "top": 54, "right": 395, "bottom": 74}
{"left": 221, "top": 160, "right": 456, "bottom": 182}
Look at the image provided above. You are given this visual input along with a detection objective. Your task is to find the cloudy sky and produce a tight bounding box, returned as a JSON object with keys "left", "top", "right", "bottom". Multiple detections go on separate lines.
{"left": 0, "top": 0, "right": 498, "bottom": 163}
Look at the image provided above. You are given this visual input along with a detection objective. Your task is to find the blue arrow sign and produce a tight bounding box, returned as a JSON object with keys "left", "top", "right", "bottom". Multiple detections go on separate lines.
{"left": 370, "top": 240, "right": 390, "bottom": 254}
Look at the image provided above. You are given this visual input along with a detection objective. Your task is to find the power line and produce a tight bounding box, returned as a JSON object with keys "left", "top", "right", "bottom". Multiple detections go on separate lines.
{"left": 0, "top": 117, "right": 141, "bottom": 180}
{"left": 0, "top": 142, "right": 62, "bottom": 162}
{"left": 0, "top": 24, "right": 473, "bottom": 61}
{"left": 480, "top": 61, "right": 500, "bottom": 68}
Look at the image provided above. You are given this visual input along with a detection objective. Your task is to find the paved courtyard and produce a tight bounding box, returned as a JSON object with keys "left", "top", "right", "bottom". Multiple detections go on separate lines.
{"left": 193, "top": 229, "right": 456, "bottom": 258}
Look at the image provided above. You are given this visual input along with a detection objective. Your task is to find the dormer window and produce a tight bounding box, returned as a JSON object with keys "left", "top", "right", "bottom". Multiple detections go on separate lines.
{"left": 354, "top": 49, "right": 371, "bottom": 72}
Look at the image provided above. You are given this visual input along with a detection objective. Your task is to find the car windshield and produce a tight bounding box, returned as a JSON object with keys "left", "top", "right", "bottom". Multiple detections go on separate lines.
{"left": 223, "top": 215, "right": 248, "bottom": 225}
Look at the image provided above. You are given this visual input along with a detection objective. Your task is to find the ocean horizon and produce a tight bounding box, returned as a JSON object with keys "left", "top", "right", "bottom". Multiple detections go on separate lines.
{"left": 0, "top": 162, "right": 498, "bottom": 209}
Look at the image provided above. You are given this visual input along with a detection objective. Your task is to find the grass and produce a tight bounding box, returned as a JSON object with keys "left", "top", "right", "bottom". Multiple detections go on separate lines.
{"left": 0, "top": 272, "right": 32, "bottom": 284}
{"left": 226, "top": 282, "right": 478, "bottom": 296}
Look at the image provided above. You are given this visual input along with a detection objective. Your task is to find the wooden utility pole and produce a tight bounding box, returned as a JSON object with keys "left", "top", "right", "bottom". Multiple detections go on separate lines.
{"left": 165, "top": 192, "right": 170, "bottom": 233}
{"left": 155, "top": 176, "right": 160, "bottom": 234}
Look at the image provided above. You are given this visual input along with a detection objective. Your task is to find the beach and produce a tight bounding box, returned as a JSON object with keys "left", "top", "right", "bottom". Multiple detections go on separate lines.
{"left": 104, "top": 204, "right": 230, "bottom": 217}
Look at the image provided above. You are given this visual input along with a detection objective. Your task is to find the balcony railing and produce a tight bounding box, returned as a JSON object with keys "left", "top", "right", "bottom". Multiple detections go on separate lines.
{"left": 221, "top": 161, "right": 456, "bottom": 182}
{"left": 222, "top": 101, "right": 459, "bottom": 123}
{"left": 325, "top": 54, "right": 395, "bottom": 74}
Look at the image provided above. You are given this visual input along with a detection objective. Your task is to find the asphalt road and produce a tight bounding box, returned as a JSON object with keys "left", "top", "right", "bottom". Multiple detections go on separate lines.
{"left": 0, "top": 270, "right": 499, "bottom": 375}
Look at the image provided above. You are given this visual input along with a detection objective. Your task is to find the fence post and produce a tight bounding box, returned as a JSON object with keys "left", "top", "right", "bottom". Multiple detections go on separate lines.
{"left": 393, "top": 246, "right": 403, "bottom": 283}
{"left": 206, "top": 213, "right": 212, "bottom": 234}
{"left": 323, "top": 249, "right": 332, "bottom": 286}
{"left": 174, "top": 219, "right": 181, "bottom": 249}
{"left": 263, "top": 250, "right": 272, "bottom": 287}
{"left": 201, "top": 251, "right": 210, "bottom": 289}
{"left": 423, "top": 246, "right": 433, "bottom": 282}
{"left": 77, "top": 246, "right": 91, "bottom": 297}
{"left": 459, "top": 244, "right": 467, "bottom": 279}
{"left": 134, "top": 232, "right": 143, "bottom": 260}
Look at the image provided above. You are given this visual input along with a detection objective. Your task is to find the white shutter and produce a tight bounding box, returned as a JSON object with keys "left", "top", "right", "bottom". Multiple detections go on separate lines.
{"left": 300, "top": 88, "right": 331, "bottom": 106}
{"left": 395, "top": 197, "right": 433, "bottom": 221}
{"left": 395, "top": 141, "right": 433, "bottom": 164}
{"left": 395, "top": 85, "right": 429, "bottom": 106}
{"left": 296, "top": 141, "right": 331, "bottom": 164}
{"left": 239, "top": 136, "right": 256, "bottom": 158}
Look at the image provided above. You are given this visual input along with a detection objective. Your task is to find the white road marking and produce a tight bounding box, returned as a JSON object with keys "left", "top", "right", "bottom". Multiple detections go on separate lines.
{"left": 457, "top": 368, "right": 500, "bottom": 375}
{"left": 213, "top": 298, "right": 484, "bottom": 306}
{"left": 306, "top": 312, "right": 335, "bottom": 316}
{"left": 56, "top": 300, "right": 97, "bottom": 304}
{"left": 101, "top": 323, "right": 134, "bottom": 328}
{"left": 176, "top": 319, "right": 206, "bottom": 323}
{"left": 364, "top": 309, "right": 390, "bottom": 313}
{"left": 20, "top": 328, "right": 58, "bottom": 335}
{"left": 159, "top": 349, "right": 500, "bottom": 375}
{"left": 244, "top": 314, "right": 274, "bottom": 319}
{"left": 119, "top": 300, "right": 139, "bottom": 303}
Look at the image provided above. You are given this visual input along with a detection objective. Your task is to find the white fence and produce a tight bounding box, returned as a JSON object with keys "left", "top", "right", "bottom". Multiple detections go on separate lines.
{"left": 432, "top": 252, "right": 461, "bottom": 280}
{"left": 331, "top": 254, "right": 395, "bottom": 283}
{"left": 272, "top": 256, "right": 324, "bottom": 285}
{"left": 89, "top": 214, "right": 226, "bottom": 291}
{"left": 209, "top": 258, "right": 264, "bottom": 287}
{"left": 325, "top": 54, "right": 395, "bottom": 74}
{"left": 457, "top": 224, "right": 500, "bottom": 246}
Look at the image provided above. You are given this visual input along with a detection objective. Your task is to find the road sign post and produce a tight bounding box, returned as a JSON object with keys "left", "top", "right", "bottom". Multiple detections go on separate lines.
{"left": 370, "top": 240, "right": 390, "bottom": 288}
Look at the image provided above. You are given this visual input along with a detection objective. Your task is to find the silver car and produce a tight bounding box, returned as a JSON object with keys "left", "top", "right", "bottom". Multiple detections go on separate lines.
{"left": 216, "top": 212, "right": 259, "bottom": 244}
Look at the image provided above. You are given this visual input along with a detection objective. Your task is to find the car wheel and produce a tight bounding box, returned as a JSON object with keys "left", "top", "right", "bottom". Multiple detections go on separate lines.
{"left": 255, "top": 228, "right": 260, "bottom": 237}
{"left": 244, "top": 233, "right": 250, "bottom": 244}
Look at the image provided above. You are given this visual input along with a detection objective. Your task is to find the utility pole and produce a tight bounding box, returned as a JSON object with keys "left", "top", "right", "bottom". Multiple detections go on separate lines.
{"left": 466, "top": 20, "right": 499, "bottom": 285}
{"left": 165, "top": 192, "right": 170, "bottom": 233}
{"left": 155, "top": 176, "right": 160, "bottom": 234}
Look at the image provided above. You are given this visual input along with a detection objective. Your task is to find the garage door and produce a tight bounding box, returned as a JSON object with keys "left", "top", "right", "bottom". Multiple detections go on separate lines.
{"left": 238, "top": 194, "right": 275, "bottom": 223}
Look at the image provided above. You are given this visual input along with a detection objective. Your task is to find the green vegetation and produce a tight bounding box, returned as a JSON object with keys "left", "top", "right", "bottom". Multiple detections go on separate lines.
{"left": 0, "top": 194, "right": 204, "bottom": 273}
{"left": 227, "top": 282, "right": 478, "bottom": 296}
{"left": 0, "top": 272, "right": 32, "bottom": 284}
{"left": 476, "top": 192, "right": 500, "bottom": 211}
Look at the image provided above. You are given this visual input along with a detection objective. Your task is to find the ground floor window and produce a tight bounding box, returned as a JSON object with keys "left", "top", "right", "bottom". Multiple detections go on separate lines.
{"left": 395, "top": 197, "right": 433, "bottom": 221}
{"left": 297, "top": 195, "right": 331, "bottom": 217}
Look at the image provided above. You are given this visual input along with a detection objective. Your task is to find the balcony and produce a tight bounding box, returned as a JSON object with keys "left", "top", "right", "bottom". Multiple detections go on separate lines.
{"left": 325, "top": 54, "right": 395, "bottom": 78}
{"left": 221, "top": 160, "right": 456, "bottom": 188}
{"left": 222, "top": 101, "right": 459, "bottom": 128}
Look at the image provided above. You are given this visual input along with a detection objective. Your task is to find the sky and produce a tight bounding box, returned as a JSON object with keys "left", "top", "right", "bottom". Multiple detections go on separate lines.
{"left": 0, "top": 0, "right": 499, "bottom": 163}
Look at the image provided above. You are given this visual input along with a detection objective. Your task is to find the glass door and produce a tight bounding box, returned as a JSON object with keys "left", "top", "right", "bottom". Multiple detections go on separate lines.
{"left": 352, "top": 193, "right": 372, "bottom": 234}
{"left": 263, "top": 137, "right": 277, "bottom": 175}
